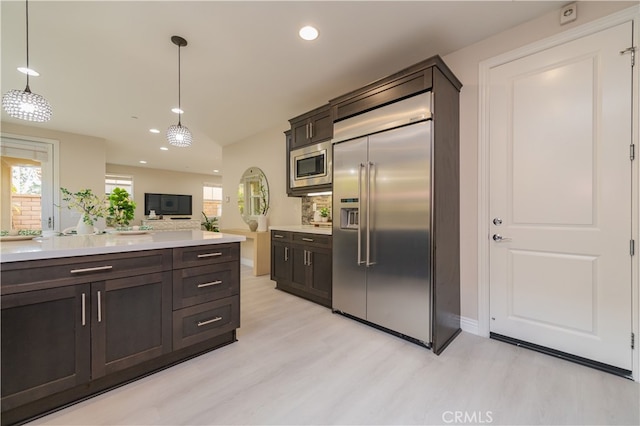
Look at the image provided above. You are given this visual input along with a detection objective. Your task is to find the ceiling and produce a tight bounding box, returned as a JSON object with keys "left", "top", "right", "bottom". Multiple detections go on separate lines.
{"left": 1, "top": 1, "right": 564, "bottom": 176}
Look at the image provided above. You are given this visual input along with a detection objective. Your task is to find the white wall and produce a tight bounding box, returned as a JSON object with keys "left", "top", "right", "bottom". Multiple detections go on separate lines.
{"left": 221, "top": 125, "right": 302, "bottom": 265}
{"left": 106, "top": 163, "right": 221, "bottom": 225}
{"left": 1, "top": 122, "right": 106, "bottom": 230}
{"left": 441, "top": 0, "right": 634, "bottom": 323}
{"left": 221, "top": 125, "right": 301, "bottom": 230}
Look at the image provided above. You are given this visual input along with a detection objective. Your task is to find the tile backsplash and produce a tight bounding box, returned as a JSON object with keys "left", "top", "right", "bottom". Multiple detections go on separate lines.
{"left": 301, "top": 195, "right": 331, "bottom": 224}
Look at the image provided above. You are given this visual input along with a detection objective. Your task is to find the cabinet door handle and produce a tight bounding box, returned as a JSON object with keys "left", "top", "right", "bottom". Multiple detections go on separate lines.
{"left": 309, "top": 122, "right": 314, "bottom": 138}
{"left": 197, "top": 252, "right": 223, "bottom": 258}
{"left": 308, "top": 251, "right": 313, "bottom": 266}
{"left": 302, "top": 237, "right": 314, "bottom": 242}
{"left": 97, "top": 291, "right": 102, "bottom": 323}
{"left": 70, "top": 265, "right": 113, "bottom": 274}
{"left": 284, "top": 246, "right": 289, "bottom": 261}
{"left": 197, "top": 316, "right": 222, "bottom": 327}
{"left": 306, "top": 123, "right": 310, "bottom": 139}
{"left": 274, "top": 234, "right": 284, "bottom": 238}
{"left": 81, "top": 293, "right": 86, "bottom": 326}
{"left": 197, "top": 280, "right": 222, "bottom": 288}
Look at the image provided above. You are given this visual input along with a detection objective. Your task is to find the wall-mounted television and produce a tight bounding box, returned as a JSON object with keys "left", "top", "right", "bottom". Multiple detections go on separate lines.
{"left": 144, "top": 193, "right": 192, "bottom": 216}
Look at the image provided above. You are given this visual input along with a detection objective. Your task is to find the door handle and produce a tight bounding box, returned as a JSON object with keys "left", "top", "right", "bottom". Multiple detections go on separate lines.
{"left": 97, "top": 291, "right": 102, "bottom": 323}
{"left": 366, "top": 161, "right": 376, "bottom": 266}
{"left": 81, "top": 293, "right": 86, "bottom": 326}
{"left": 357, "top": 163, "right": 365, "bottom": 265}
{"left": 284, "top": 246, "right": 289, "bottom": 261}
{"left": 492, "top": 234, "right": 512, "bottom": 242}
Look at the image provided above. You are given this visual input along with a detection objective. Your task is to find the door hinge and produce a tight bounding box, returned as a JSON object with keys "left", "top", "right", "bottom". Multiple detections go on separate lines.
{"left": 631, "top": 239, "right": 636, "bottom": 256}
{"left": 620, "top": 46, "right": 636, "bottom": 66}
{"left": 632, "top": 332, "right": 635, "bottom": 350}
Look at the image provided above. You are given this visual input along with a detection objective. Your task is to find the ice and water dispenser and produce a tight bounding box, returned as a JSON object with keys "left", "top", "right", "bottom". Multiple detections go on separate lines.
{"left": 339, "top": 198, "right": 359, "bottom": 229}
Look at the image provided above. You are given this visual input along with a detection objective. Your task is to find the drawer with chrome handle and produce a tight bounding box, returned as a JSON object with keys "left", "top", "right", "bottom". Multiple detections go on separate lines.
{"left": 1, "top": 250, "right": 171, "bottom": 294}
{"left": 270, "top": 230, "right": 291, "bottom": 241}
{"left": 172, "top": 262, "right": 239, "bottom": 309}
{"left": 172, "top": 296, "right": 240, "bottom": 350}
{"left": 173, "top": 243, "right": 239, "bottom": 268}
{"left": 291, "top": 232, "right": 331, "bottom": 247}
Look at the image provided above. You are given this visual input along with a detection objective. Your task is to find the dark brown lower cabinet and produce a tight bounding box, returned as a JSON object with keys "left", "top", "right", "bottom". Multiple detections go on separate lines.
{"left": 92, "top": 272, "right": 172, "bottom": 378}
{"left": 271, "top": 230, "right": 332, "bottom": 307}
{"left": 1, "top": 285, "right": 91, "bottom": 411}
{"left": 1, "top": 243, "right": 240, "bottom": 426}
{"left": 1, "top": 272, "right": 172, "bottom": 413}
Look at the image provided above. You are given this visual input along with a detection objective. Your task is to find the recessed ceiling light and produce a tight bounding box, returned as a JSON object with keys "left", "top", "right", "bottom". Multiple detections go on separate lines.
{"left": 171, "top": 107, "right": 184, "bottom": 114}
{"left": 139, "top": 160, "right": 147, "bottom": 164}
{"left": 213, "top": 169, "right": 219, "bottom": 173}
{"left": 17, "top": 67, "right": 39, "bottom": 76}
{"left": 149, "top": 128, "right": 160, "bottom": 134}
{"left": 160, "top": 147, "right": 169, "bottom": 151}
{"left": 299, "top": 25, "right": 319, "bottom": 41}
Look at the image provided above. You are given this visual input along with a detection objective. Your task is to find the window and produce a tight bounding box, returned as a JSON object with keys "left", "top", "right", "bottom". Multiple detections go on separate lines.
{"left": 203, "top": 184, "right": 222, "bottom": 218}
{"left": 105, "top": 175, "right": 133, "bottom": 197}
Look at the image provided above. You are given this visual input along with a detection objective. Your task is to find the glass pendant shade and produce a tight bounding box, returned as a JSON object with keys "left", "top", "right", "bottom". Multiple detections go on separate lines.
{"left": 2, "top": 87, "right": 52, "bottom": 122}
{"left": 166, "top": 123, "right": 192, "bottom": 147}
{"left": 2, "top": 0, "right": 51, "bottom": 123}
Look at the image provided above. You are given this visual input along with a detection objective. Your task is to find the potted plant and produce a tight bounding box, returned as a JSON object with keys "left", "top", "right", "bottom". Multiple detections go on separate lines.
{"left": 108, "top": 188, "right": 136, "bottom": 229}
{"left": 60, "top": 187, "right": 108, "bottom": 234}
{"left": 201, "top": 212, "right": 219, "bottom": 232}
{"left": 319, "top": 207, "right": 330, "bottom": 222}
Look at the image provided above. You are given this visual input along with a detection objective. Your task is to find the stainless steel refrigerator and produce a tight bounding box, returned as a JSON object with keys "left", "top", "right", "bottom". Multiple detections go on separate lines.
{"left": 332, "top": 92, "right": 459, "bottom": 352}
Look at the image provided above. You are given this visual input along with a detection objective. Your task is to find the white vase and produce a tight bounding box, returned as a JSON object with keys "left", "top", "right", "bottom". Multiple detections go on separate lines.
{"left": 257, "top": 215, "right": 268, "bottom": 232}
{"left": 76, "top": 214, "right": 94, "bottom": 235}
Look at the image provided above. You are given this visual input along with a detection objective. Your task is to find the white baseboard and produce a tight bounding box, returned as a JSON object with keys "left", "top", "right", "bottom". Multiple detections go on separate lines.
{"left": 241, "top": 257, "right": 253, "bottom": 268}
{"left": 460, "top": 316, "right": 479, "bottom": 335}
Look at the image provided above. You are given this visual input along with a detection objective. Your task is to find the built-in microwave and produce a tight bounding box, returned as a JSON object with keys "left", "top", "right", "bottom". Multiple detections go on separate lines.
{"left": 289, "top": 140, "right": 333, "bottom": 189}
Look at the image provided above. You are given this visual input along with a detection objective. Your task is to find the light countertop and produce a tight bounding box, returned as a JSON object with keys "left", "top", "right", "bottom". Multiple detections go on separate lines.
{"left": 0, "top": 230, "right": 245, "bottom": 263}
{"left": 269, "top": 225, "right": 332, "bottom": 236}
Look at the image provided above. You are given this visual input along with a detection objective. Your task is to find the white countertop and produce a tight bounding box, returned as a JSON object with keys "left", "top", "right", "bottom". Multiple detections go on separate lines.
{"left": 269, "top": 225, "right": 332, "bottom": 236}
{"left": 0, "top": 230, "right": 246, "bottom": 263}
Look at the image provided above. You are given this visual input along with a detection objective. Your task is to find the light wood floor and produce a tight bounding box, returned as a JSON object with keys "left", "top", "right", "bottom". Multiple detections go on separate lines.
{"left": 31, "top": 267, "right": 639, "bottom": 425}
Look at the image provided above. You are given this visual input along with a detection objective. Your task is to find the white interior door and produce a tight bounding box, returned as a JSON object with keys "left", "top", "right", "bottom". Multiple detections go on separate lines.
{"left": 489, "top": 21, "right": 633, "bottom": 371}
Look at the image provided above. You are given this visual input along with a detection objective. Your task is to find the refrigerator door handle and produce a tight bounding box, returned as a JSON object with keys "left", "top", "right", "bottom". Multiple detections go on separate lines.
{"left": 366, "top": 161, "right": 376, "bottom": 267}
{"left": 357, "top": 163, "right": 366, "bottom": 265}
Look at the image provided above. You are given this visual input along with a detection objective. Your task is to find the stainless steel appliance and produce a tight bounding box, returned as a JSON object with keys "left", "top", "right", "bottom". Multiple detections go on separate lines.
{"left": 289, "top": 140, "right": 332, "bottom": 189}
{"left": 332, "top": 92, "right": 436, "bottom": 346}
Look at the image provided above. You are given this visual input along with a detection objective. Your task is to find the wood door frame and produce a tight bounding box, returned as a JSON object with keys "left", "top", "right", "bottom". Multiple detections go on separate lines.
{"left": 477, "top": 6, "right": 640, "bottom": 381}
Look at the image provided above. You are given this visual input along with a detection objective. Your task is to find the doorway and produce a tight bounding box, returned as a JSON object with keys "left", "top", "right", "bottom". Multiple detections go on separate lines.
{"left": 479, "top": 15, "right": 637, "bottom": 375}
{"left": 0, "top": 135, "right": 59, "bottom": 232}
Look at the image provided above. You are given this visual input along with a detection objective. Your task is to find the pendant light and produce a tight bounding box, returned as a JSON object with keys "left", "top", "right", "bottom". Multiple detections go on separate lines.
{"left": 166, "top": 35, "right": 192, "bottom": 147}
{"left": 2, "top": 0, "right": 52, "bottom": 122}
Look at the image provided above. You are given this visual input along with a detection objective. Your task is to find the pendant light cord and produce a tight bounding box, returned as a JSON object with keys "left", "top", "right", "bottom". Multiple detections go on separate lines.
{"left": 177, "top": 43, "right": 181, "bottom": 126}
{"left": 25, "top": 0, "right": 31, "bottom": 92}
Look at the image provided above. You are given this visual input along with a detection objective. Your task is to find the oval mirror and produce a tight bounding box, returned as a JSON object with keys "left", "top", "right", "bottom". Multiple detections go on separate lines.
{"left": 238, "top": 167, "right": 269, "bottom": 224}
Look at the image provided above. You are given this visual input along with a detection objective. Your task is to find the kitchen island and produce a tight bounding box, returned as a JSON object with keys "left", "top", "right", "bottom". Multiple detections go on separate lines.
{"left": 1, "top": 231, "right": 245, "bottom": 425}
